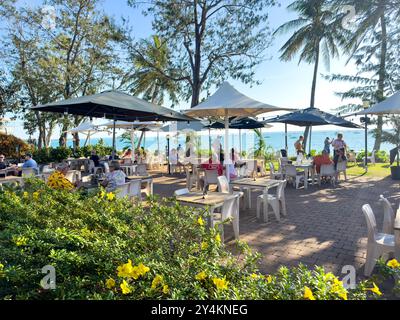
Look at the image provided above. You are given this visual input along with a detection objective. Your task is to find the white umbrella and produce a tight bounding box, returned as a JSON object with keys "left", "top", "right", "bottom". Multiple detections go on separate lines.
{"left": 66, "top": 122, "right": 100, "bottom": 146}
{"left": 184, "top": 82, "right": 292, "bottom": 181}
{"left": 358, "top": 91, "right": 400, "bottom": 115}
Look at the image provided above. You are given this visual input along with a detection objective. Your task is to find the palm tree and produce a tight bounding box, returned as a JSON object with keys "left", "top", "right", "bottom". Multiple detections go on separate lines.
{"left": 275, "top": 0, "right": 346, "bottom": 148}
{"left": 129, "top": 35, "right": 180, "bottom": 107}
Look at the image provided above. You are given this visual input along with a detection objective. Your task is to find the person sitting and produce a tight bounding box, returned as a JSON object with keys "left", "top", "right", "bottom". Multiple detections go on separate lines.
{"left": 101, "top": 161, "right": 126, "bottom": 192}
{"left": 47, "top": 163, "right": 76, "bottom": 191}
{"left": 90, "top": 150, "right": 101, "bottom": 167}
{"left": 0, "top": 154, "right": 7, "bottom": 170}
{"left": 122, "top": 148, "right": 133, "bottom": 159}
{"left": 313, "top": 150, "right": 333, "bottom": 174}
{"left": 22, "top": 153, "right": 38, "bottom": 173}
{"left": 108, "top": 150, "right": 120, "bottom": 161}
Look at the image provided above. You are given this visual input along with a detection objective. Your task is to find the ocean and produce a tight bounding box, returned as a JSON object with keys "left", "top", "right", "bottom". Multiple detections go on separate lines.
{"left": 51, "top": 129, "right": 393, "bottom": 156}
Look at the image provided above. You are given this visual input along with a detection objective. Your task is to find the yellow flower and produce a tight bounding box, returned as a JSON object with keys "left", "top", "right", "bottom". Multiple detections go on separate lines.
{"left": 195, "top": 271, "right": 207, "bottom": 281}
{"left": 213, "top": 277, "right": 229, "bottom": 291}
{"left": 117, "top": 259, "right": 136, "bottom": 278}
{"left": 365, "top": 282, "right": 382, "bottom": 296}
{"left": 120, "top": 280, "right": 132, "bottom": 295}
{"left": 107, "top": 192, "right": 116, "bottom": 201}
{"left": 151, "top": 275, "right": 164, "bottom": 289}
{"left": 32, "top": 192, "right": 39, "bottom": 200}
{"left": 201, "top": 242, "right": 208, "bottom": 250}
{"left": 136, "top": 263, "right": 150, "bottom": 277}
{"left": 23, "top": 192, "right": 29, "bottom": 199}
{"left": 215, "top": 234, "right": 221, "bottom": 243}
{"left": 323, "top": 272, "right": 337, "bottom": 282}
{"left": 162, "top": 285, "right": 169, "bottom": 294}
{"left": 105, "top": 278, "right": 116, "bottom": 289}
{"left": 265, "top": 275, "right": 273, "bottom": 283}
{"left": 337, "top": 291, "right": 348, "bottom": 300}
{"left": 197, "top": 217, "right": 205, "bottom": 226}
{"left": 303, "top": 286, "right": 316, "bottom": 300}
{"left": 14, "top": 236, "right": 28, "bottom": 247}
{"left": 99, "top": 190, "right": 106, "bottom": 198}
{"left": 250, "top": 273, "right": 259, "bottom": 279}
{"left": 387, "top": 259, "right": 400, "bottom": 269}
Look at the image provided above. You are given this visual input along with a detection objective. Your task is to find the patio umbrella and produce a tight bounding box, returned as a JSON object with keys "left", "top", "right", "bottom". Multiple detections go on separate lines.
{"left": 264, "top": 107, "right": 361, "bottom": 153}
{"left": 32, "top": 90, "right": 192, "bottom": 158}
{"left": 66, "top": 122, "right": 100, "bottom": 147}
{"left": 184, "top": 82, "right": 292, "bottom": 181}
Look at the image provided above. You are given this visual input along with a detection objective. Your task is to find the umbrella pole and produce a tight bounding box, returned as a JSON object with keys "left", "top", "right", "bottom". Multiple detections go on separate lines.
{"left": 208, "top": 128, "right": 211, "bottom": 156}
{"left": 285, "top": 123, "right": 288, "bottom": 151}
{"left": 157, "top": 130, "right": 160, "bottom": 156}
{"left": 112, "top": 118, "right": 116, "bottom": 160}
{"left": 224, "top": 111, "right": 230, "bottom": 182}
{"left": 239, "top": 129, "right": 242, "bottom": 155}
{"left": 130, "top": 130, "right": 135, "bottom": 161}
{"left": 309, "top": 126, "right": 312, "bottom": 155}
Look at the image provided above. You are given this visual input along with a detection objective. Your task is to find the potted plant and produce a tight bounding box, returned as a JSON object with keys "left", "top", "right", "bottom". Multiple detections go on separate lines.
{"left": 381, "top": 116, "right": 400, "bottom": 180}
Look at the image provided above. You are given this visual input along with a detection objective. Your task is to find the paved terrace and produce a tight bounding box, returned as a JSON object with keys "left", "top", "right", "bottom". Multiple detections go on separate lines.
{"left": 150, "top": 170, "right": 400, "bottom": 277}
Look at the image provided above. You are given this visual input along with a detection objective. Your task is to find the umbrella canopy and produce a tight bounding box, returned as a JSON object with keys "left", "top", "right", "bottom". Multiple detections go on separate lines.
{"left": 263, "top": 107, "right": 361, "bottom": 128}
{"left": 100, "top": 121, "right": 164, "bottom": 131}
{"left": 358, "top": 91, "right": 400, "bottom": 115}
{"left": 205, "top": 117, "right": 272, "bottom": 129}
{"left": 32, "top": 90, "right": 193, "bottom": 122}
{"left": 66, "top": 122, "right": 101, "bottom": 147}
{"left": 184, "top": 82, "right": 291, "bottom": 181}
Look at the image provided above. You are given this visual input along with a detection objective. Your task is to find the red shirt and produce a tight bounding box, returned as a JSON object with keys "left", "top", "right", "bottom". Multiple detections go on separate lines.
{"left": 201, "top": 160, "right": 224, "bottom": 176}
{"left": 313, "top": 155, "right": 333, "bottom": 173}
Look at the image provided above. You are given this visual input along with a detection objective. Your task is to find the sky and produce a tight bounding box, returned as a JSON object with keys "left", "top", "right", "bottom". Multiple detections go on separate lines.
{"left": 4, "top": 0, "right": 364, "bottom": 139}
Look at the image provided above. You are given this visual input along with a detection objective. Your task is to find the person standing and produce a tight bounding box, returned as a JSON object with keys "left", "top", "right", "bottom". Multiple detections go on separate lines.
{"left": 294, "top": 136, "right": 305, "bottom": 155}
{"left": 324, "top": 137, "right": 332, "bottom": 154}
{"left": 332, "top": 133, "right": 347, "bottom": 170}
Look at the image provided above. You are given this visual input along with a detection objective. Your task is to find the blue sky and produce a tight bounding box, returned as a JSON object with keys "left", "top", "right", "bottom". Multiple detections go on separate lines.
{"left": 6, "top": 0, "right": 362, "bottom": 139}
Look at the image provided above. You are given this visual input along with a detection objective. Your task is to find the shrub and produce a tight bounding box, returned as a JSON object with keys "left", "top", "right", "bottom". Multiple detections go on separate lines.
{"left": 356, "top": 150, "right": 389, "bottom": 163}
{"left": 0, "top": 133, "right": 30, "bottom": 159}
{"left": 0, "top": 179, "right": 375, "bottom": 300}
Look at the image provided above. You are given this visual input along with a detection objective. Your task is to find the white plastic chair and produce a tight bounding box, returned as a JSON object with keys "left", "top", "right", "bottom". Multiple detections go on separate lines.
{"left": 284, "top": 165, "right": 304, "bottom": 189}
{"left": 256, "top": 180, "right": 287, "bottom": 222}
{"left": 128, "top": 180, "right": 142, "bottom": 202}
{"left": 269, "top": 162, "right": 283, "bottom": 180}
{"left": 103, "top": 162, "right": 110, "bottom": 174}
{"left": 136, "top": 164, "right": 148, "bottom": 176}
{"left": 367, "top": 150, "right": 376, "bottom": 165}
{"left": 174, "top": 188, "right": 190, "bottom": 196}
{"left": 21, "top": 168, "right": 36, "bottom": 177}
{"left": 212, "top": 194, "right": 239, "bottom": 242}
{"left": 336, "top": 160, "right": 348, "bottom": 181}
{"left": 217, "top": 175, "right": 244, "bottom": 208}
{"left": 204, "top": 169, "right": 219, "bottom": 191}
{"left": 379, "top": 195, "right": 395, "bottom": 235}
{"left": 89, "top": 160, "right": 103, "bottom": 175}
{"left": 362, "top": 204, "right": 395, "bottom": 276}
{"left": 65, "top": 171, "right": 76, "bottom": 183}
{"left": 317, "top": 164, "right": 336, "bottom": 187}
{"left": 115, "top": 183, "right": 130, "bottom": 199}
{"left": 186, "top": 167, "right": 197, "bottom": 190}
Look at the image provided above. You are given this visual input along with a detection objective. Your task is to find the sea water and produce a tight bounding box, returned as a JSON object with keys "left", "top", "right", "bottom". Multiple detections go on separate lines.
{"left": 51, "top": 129, "right": 393, "bottom": 156}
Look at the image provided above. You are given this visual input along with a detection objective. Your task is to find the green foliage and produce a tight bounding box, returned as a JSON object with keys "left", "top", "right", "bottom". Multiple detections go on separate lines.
{"left": 0, "top": 133, "right": 30, "bottom": 158}
{"left": 356, "top": 150, "right": 389, "bottom": 163}
{"left": 0, "top": 178, "right": 372, "bottom": 300}
{"left": 376, "top": 259, "right": 400, "bottom": 297}
{"left": 252, "top": 129, "right": 275, "bottom": 162}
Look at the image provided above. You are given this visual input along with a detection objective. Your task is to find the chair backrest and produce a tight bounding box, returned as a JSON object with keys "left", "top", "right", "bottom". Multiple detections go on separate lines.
{"left": 336, "top": 161, "right": 347, "bottom": 172}
{"left": 21, "top": 168, "right": 36, "bottom": 177}
{"left": 379, "top": 195, "right": 395, "bottom": 234}
{"left": 205, "top": 169, "right": 219, "bottom": 185}
{"left": 217, "top": 176, "right": 230, "bottom": 194}
{"left": 284, "top": 165, "right": 297, "bottom": 176}
{"left": 362, "top": 204, "right": 377, "bottom": 242}
{"left": 221, "top": 194, "right": 239, "bottom": 221}
{"left": 103, "top": 162, "right": 110, "bottom": 174}
{"left": 81, "top": 175, "right": 93, "bottom": 183}
{"left": 276, "top": 180, "right": 287, "bottom": 200}
{"left": 129, "top": 180, "right": 142, "bottom": 198}
{"left": 136, "top": 164, "right": 147, "bottom": 176}
{"left": 65, "top": 171, "right": 76, "bottom": 183}
{"left": 115, "top": 183, "right": 130, "bottom": 199}
{"left": 320, "top": 164, "right": 336, "bottom": 176}
{"left": 174, "top": 188, "right": 190, "bottom": 196}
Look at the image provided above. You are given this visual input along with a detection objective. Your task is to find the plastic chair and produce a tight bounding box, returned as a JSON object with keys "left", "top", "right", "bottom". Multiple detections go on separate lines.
{"left": 317, "top": 164, "right": 336, "bottom": 187}
{"left": 174, "top": 188, "right": 190, "bottom": 196}
{"left": 128, "top": 180, "right": 142, "bottom": 202}
{"left": 89, "top": 160, "right": 103, "bottom": 175}
{"left": 103, "top": 162, "right": 110, "bottom": 174}
{"left": 362, "top": 204, "right": 395, "bottom": 276}
{"left": 336, "top": 160, "right": 348, "bottom": 181}
{"left": 367, "top": 150, "right": 376, "bottom": 165}
{"left": 269, "top": 162, "right": 283, "bottom": 180}
{"left": 379, "top": 195, "right": 395, "bottom": 235}
{"left": 204, "top": 169, "right": 219, "bottom": 191}
{"left": 115, "top": 183, "right": 130, "bottom": 199}
{"left": 217, "top": 176, "right": 244, "bottom": 208}
{"left": 21, "top": 168, "right": 36, "bottom": 177}
{"left": 256, "top": 180, "right": 287, "bottom": 222}
{"left": 284, "top": 165, "right": 304, "bottom": 189}
{"left": 65, "top": 171, "right": 76, "bottom": 183}
{"left": 136, "top": 164, "right": 148, "bottom": 176}
{"left": 212, "top": 194, "right": 239, "bottom": 242}
{"left": 186, "top": 167, "right": 197, "bottom": 190}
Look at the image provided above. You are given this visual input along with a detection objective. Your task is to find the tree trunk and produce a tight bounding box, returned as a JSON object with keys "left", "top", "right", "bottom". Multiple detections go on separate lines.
{"left": 373, "top": 13, "right": 387, "bottom": 151}
{"left": 73, "top": 132, "right": 80, "bottom": 150}
{"left": 190, "top": 0, "right": 202, "bottom": 108}
{"left": 303, "top": 43, "right": 320, "bottom": 150}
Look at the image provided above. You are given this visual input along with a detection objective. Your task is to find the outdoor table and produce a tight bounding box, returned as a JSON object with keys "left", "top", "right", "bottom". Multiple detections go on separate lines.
{"left": 0, "top": 176, "right": 24, "bottom": 187}
{"left": 120, "top": 164, "right": 137, "bottom": 176}
{"left": 175, "top": 191, "right": 232, "bottom": 225}
{"left": 230, "top": 177, "right": 281, "bottom": 218}
{"left": 127, "top": 175, "right": 153, "bottom": 196}
{"left": 292, "top": 161, "right": 315, "bottom": 189}
{"left": 395, "top": 208, "right": 400, "bottom": 260}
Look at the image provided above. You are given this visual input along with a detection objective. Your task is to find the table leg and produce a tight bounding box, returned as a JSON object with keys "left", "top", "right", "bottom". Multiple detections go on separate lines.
{"left": 304, "top": 168, "right": 309, "bottom": 189}
{"left": 263, "top": 188, "right": 269, "bottom": 223}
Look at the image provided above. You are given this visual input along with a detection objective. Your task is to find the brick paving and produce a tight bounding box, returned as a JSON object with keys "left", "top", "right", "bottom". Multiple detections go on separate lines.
{"left": 150, "top": 169, "right": 400, "bottom": 277}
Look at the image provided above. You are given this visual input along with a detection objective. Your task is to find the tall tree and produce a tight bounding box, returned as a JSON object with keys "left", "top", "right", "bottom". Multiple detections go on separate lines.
{"left": 4, "top": 0, "right": 126, "bottom": 148}
{"left": 275, "top": 0, "right": 346, "bottom": 148}
{"left": 128, "top": 35, "right": 180, "bottom": 107}
{"left": 332, "top": 0, "right": 400, "bottom": 150}
{"left": 128, "top": 0, "right": 276, "bottom": 107}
